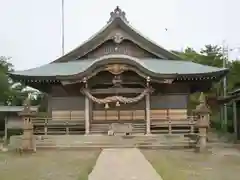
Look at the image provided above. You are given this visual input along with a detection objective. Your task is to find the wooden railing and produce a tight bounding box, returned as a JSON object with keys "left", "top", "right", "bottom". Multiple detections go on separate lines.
{"left": 151, "top": 116, "right": 197, "bottom": 134}
{"left": 32, "top": 117, "right": 85, "bottom": 135}
{"left": 31, "top": 114, "right": 197, "bottom": 135}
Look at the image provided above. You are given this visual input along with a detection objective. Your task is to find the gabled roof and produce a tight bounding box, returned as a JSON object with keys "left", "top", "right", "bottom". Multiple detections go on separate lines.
{"left": 52, "top": 6, "right": 180, "bottom": 63}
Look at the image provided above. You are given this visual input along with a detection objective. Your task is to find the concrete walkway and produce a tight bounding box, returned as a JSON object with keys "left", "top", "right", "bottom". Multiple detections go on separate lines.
{"left": 89, "top": 148, "right": 163, "bottom": 180}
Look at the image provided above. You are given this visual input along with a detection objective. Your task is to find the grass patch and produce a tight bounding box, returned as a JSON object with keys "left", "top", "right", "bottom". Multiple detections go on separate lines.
{"left": 142, "top": 149, "right": 189, "bottom": 180}
{"left": 0, "top": 150, "right": 100, "bottom": 180}
{"left": 142, "top": 148, "right": 240, "bottom": 180}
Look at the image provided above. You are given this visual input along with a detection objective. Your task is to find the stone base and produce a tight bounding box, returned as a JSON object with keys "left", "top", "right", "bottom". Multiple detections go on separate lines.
{"left": 15, "top": 147, "right": 36, "bottom": 155}
{"left": 194, "top": 146, "right": 209, "bottom": 153}
{"left": 145, "top": 133, "right": 153, "bottom": 136}
{"left": 0, "top": 144, "right": 8, "bottom": 152}
{"left": 31, "top": 134, "right": 196, "bottom": 150}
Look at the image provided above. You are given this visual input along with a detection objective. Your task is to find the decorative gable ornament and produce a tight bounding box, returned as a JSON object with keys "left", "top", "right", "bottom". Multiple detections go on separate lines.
{"left": 108, "top": 6, "right": 129, "bottom": 23}
{"left": 112, "top": 32, "right": 124, "bottom": 44}
{"left": 105, "top": 64, "right": 128, "bottom": 75}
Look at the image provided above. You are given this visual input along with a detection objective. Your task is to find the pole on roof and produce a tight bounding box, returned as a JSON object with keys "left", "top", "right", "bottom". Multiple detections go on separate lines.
{"left": 61, "top": 0, "right": 65, "bottom": 56}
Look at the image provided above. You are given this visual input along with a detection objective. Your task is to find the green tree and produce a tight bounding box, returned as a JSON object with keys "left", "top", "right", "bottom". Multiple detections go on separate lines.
{"left": 227, "top": 60, "right": 240, "bottom": 90}
{"left": 173, "top": 45, "right": 225, "bottom": 110}
{"left": 0, "top": 56, "right": 42, "bottom": 106}
{"left": 0, "top": 56, "right": 13, "bottom": 103}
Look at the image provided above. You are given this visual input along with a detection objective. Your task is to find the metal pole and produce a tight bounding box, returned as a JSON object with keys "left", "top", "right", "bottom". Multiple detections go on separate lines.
{"left": 222, "top": 42, "right": 228, "bottom": 132}
{"left": 61, "top": 0, "right": 65, "bottom": 55}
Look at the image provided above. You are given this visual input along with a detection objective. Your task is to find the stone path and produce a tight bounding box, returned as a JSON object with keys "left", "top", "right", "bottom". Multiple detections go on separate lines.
{"left": 89, "top": 148, "right": 163, "bottom": 180}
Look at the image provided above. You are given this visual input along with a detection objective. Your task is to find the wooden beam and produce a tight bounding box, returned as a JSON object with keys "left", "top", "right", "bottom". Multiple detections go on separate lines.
{"left": 233, "top": 100, "right": 238, "bottom": 140}
{"left": 90, "top": 87, "right": 144, "bottom": 94}
{"left": 61, "top": 78, "right": 174, "bottom": 88}
{"left": 4, "top": 116, "right": 8, "bottom": 144}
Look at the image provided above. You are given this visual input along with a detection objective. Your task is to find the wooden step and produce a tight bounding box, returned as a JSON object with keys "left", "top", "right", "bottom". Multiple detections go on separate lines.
{"left": 34, "top": 134, "right": 196, "bottom": 149}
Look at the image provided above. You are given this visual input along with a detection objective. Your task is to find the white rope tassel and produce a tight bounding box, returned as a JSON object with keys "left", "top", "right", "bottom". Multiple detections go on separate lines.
{"left": 81, "top": 88, "right": 153, "bottom": 104}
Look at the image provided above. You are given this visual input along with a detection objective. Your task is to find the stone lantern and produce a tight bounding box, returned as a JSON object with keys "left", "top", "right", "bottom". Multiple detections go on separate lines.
{"left": 18, "top": 98, "right": 37, "bottom": 152}
{"left": 193, "top": 92, "right": 211, "bottom": 152}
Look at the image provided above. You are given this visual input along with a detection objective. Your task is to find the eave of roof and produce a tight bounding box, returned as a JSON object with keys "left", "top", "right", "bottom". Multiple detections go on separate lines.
{"left": 0, "top": 106, "right": 38, "bottom": 112}
{"left": 217, "top": 87, "right": 240, "bottom": 104}
{"left": 228, "top": 88, "right": 240, "bottom": 95}
{"left": 51, "top": 8, "right": 180, "bottom": 63}
{"left": 9, "top": 55, "right": 228, "bottom": 81}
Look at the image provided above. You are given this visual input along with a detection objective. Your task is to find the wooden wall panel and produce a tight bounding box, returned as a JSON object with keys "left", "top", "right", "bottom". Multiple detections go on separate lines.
{"left": 49, "top": 96, "right": 85, "bottom": 120}
{"left": 52, "top": 111, "right": 71, "bottom": 121}
{"left": 150, "top": 94, "right": 188, "bottom": 109}
{"left": 168, "top": 109, "right": 187, "bottom": 120}
{"left": 80, "top": 39, "right": 157, "bottom": 59}
{"left": 50, "top": 96, "right": 85, "bottom": 111}
{"left": 51, "top": 110, "right": 85, "bottom": 121}
{"left": 150, "top": 110, "right": 167, "bottom": 120}
{"left": 92, "top": 110, "right": 145, "bottom": 121}
{"left": 6, "top": 115, "right": 22, "bottom": 129}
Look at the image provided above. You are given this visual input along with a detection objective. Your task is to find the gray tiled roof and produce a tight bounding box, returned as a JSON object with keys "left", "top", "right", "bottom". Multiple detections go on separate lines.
{"left": 0, "top": 106, "right": 38, "bottom": 112}
{"left": 10, "top": 57, "right": 227, "bottom": 77}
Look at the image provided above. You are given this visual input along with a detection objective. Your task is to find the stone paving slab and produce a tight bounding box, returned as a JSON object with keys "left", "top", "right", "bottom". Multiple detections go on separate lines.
{"left": 89, "top": 148, "right": 163, "bottom": 180}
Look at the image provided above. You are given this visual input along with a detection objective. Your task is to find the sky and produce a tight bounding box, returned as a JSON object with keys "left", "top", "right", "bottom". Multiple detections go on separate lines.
{"left": 0, "top": 0, "right": 240, "bottom": 70}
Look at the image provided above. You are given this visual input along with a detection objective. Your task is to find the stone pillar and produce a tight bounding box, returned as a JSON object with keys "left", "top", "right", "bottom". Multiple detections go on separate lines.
{"left": 194, "top": 92, "right": 210, "bottom": 153}
{"left": 18, "top": 98, "right": 37, "bottom": 152}
{"left": 84, "top": 78, "right": 90, "bottom": 135}
{"left": 145, "top": 76, "right": 151, "bottom": 135}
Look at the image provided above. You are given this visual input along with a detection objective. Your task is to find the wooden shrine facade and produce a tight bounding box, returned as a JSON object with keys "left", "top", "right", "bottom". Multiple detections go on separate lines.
{"left": 40, "top": 64, "right": 192, "bottom": 135}
{"left": 9, "top": 7, "right": 228, "bottom": 135}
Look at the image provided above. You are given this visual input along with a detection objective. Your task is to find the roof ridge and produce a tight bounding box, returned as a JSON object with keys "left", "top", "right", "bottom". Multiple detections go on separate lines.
{"left": 108, "top": 6, "right": 128, "bottom": 23}
{"left": 107, "top": 6, "right": 180, "bottom": 59}
{"left": 51, "top": 7, "right": 181, "bottom": 63}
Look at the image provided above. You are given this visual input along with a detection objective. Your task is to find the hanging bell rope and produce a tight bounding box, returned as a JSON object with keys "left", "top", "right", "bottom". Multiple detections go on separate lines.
{"left": 81, "top": 87, "right": 153, "bottom": 104}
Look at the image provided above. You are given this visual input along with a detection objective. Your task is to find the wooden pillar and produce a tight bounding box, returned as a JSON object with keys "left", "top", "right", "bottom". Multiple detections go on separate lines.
{"left": 4, "top": 116, "right": 8, "bottom": 144}
{"left": 233, "top": 100, "right": 238, "bottom": 140}
{"left": 47, "top": 94, "right": 52, "bottom": 116}
{"left": 66, "top": 122, "right": 69, "bottom": 135}
{"left": 145, "top": 93, "right": 151, "bottom": 134}
{"left": 44, "top": 118, "right": 48, "bottom": 135}
{"left": 84, "top": 79, "right": 90, "bottom": 135}
{"left": 89, "top": 100, "right": 93, "bottom": 124}
{"left": 145, "top": 76, "right": 151, "bottom": 135}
